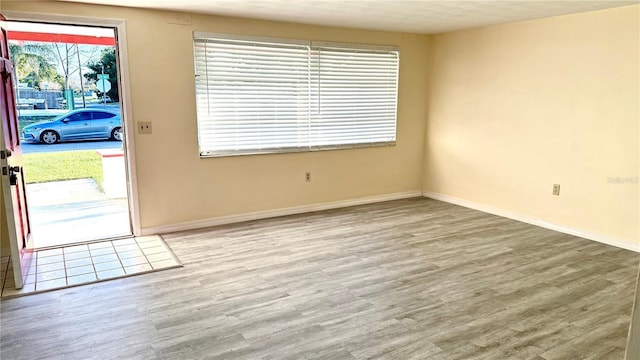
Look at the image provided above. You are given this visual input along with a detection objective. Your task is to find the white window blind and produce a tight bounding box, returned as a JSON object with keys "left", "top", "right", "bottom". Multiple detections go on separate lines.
{"left": 310, "top": 45, "right": 399, "bottom": 148}
{"left": 194, "top": 33, "right": 399, "bottom": 157}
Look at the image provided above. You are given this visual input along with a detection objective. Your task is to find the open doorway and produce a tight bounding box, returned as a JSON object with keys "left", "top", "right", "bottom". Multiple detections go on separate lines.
{"left": 7, "top": 21, "right": 131, "bottom": 248}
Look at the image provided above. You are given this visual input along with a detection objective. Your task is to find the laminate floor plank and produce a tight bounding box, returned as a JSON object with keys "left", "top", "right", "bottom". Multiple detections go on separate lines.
{"left": 1, "top": 198, "right": 638, "bottom": 359}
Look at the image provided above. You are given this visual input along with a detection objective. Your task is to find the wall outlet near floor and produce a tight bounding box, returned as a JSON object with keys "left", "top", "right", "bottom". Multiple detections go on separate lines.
{"left": 305, "top": 172, "right": 311, "bottom": 182}
{"left": 553, "top": 184, "right": 561, "bottom": 196}
{"left": 138, "top": 122, "right": 152, "bottom": 134}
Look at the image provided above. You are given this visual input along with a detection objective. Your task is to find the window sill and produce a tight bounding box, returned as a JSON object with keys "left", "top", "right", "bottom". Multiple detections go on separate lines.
{"left": 199, "top": 141, "right": 396, "bottom": 158}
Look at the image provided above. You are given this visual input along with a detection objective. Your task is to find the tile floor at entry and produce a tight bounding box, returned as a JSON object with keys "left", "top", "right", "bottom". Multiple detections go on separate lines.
{"left": 0, "top": 235, "right": 181, "bottom": 298}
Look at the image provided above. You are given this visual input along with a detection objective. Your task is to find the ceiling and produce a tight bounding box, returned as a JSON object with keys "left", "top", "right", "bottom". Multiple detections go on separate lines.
{"left": 57, "top": 0, "right": 639, "bottom": 34}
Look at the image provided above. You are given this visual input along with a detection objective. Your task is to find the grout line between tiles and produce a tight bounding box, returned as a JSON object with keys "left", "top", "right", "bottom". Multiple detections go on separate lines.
{"left": 133, "top": 239, "right": 154, "bottom": 269}
{"left": 2, "top": 236, "right": 181, "bottom": 298}
{"left": 62, "top": 246, "right": 68, "bottom": 287}
{"left": 113, "top": 240, "right": 129, "bottom": 272}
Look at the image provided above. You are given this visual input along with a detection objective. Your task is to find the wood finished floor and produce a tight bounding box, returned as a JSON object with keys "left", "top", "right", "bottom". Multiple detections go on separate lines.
{"left": 1, "top": 198, "right": 638, "bottom": 359}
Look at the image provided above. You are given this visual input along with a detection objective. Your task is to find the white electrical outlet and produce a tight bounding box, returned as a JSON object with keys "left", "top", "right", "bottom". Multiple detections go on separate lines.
{"left": 305, "top": 172, "right": 311, "bottom": 182}
{"left": 553, "top": 184, "right": 560, "bottom": 196}
{"left": 138, "top": 122, "right": 152, "bottom": 134}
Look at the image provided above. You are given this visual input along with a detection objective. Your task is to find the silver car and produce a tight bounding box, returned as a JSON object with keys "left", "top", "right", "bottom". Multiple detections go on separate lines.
{"left": 22, "top": 109, "right": 122, "bottom": 144}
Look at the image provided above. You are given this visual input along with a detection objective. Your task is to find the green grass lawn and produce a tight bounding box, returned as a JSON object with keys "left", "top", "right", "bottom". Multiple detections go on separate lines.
{"left": 23, "top": 150, "right": 103, "bottom": 186}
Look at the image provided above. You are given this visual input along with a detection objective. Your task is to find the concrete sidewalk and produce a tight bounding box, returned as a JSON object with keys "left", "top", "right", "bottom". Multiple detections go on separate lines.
{"left": 26, "top": 179, "right": 131, "bottom": 248}
{"left": 27, "top": 178, "right": 108, "bottom": 206}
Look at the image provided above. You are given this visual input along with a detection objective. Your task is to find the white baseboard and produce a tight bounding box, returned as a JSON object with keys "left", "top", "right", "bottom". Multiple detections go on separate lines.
{"left": 141, "top": 191, "right": 423, "bottom": 236}
{"left": 423, "top": 191, "right": 640, "bottom": 253}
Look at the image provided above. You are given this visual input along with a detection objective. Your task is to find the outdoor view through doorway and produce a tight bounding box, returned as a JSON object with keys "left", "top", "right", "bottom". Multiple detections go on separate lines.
{"left": 7, "top": 21, "right": 131, "bottom": 248}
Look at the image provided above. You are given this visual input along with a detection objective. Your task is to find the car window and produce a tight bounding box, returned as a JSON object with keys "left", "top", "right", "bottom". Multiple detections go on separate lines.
{"left": 91, "top": 111, "right": 117, "bottom": 120}
{"left": 66, "top": 112, "right": 92, "bottom": 122}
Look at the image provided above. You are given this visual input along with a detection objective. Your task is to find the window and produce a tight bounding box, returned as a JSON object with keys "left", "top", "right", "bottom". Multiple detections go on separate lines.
{"left": 194, "top": 33, "right": 399, "bottom": 157}
{"left": 66, "top": 112, "right": 92, "bottom": 122}
{"left": 91, "top": 111, "right": 116, "bottom": 119}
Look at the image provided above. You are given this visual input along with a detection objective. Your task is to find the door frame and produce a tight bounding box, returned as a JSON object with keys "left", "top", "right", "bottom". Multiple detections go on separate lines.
{"left": 1, "top": 13, "right": 35, "bottom": 289}
{"left": 3, "top": 10, "right": 142, "bottom": 237}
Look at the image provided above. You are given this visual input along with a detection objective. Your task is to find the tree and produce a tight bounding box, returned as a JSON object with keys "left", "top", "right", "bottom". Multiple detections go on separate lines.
{"left": 84, "top": 48, "right": 118, "bottom": 101}
{"left": 52, "top": 43, "right": 78, "bottom": 92}
{"left": 9, "top": 43, "right": 61, "bottom": 89}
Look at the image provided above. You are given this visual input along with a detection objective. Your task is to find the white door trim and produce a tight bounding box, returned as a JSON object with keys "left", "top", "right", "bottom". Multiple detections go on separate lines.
{"left": 2, "top": 10, "right": 142, "bottom": 236}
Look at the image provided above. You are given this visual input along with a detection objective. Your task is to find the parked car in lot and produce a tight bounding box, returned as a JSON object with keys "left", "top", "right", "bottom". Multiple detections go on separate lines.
{"left": 99, "top": 95, "right": 113, "bottom": 103}
{"left": 22, "top": 109, "right": 122, "bottom": 144}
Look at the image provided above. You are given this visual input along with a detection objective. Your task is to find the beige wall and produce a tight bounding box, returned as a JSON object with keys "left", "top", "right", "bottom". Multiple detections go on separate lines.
{"left": 425, "top": 5, "right": 640, "bottom": 246}
{"left": 1, "top": 2, "right": 638, "bottom": 247}
{"left": 2, "top": 1, "right": 429, "bottom": 229}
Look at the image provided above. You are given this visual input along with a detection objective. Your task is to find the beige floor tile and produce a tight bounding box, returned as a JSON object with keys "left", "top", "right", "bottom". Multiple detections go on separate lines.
{"left": 146, "top": 252, "right": 173, "bottom": 262}
{"left": 112, "top": 238, "right": 136, "bottom": 246}
{"left": 37, "top": 255, "right": 64, "bottom": 265}
{"left": 120, "top": 256, "right": 149, "bottom": 267}
{"left": 63, "top": 244, "right": 89, "bottom": 254}
{"left": 88, "top": 242, "right": 113, "bottom": 250}
{"left": 141, "top": 246, "right": 167, "bottom": 256}
{"left": 114, "top": 244, "right": 139, "bottom": 253}
{"left": 93, "top": 261, "right": 122, "bottom": 272}
{"left": 89, "top": 247, "right": 116, "bottom": 257}
{"left": 36, "top": 278, "right": 67, "bottom": 291}
{"left": 91, "top": 253, "right": 120, "bottom": 264}
{"left": 135, "top": 235, "right": 161, "bottom": 243}
{"left": 96, "top": 268, "right": 125, "bottom": 280}
{"left": 138, "top": 241, "right": 163, "bottom": 249}
{"left": 117, "top": 249, "right": 145, "bottom": 259}
{"left": 2, "top": 237, "right": 180, "bottom": 298}
{"left": 64, "top": 251, "right": 91, "bottom": 261}
{"left": 37, "top": 248, "right": 63, "bottom": 258}
{"left": 124, "top": 263, "right": 152, "bottom": 274}
{"left": 66, "top": 265, "right": 95, "bottom": 277}
{"left": 65, "top": 258, "right": 93, "bottom": 269}
{"left": 67, "top": 273, "right": 98, "bottom": 286}
{"left": 24, "top": 274, "right": 36, "bottom": 285}
{"left": 37, "top": 269, "right": 66, "bottom": 282}
{"left": 25, "top": 270, "right": 35, "bottom": 280}
{"left": 37, "top": 262, "right": 65, "bottom": 273}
